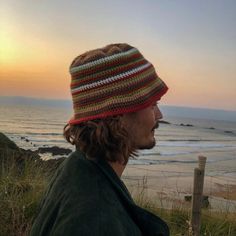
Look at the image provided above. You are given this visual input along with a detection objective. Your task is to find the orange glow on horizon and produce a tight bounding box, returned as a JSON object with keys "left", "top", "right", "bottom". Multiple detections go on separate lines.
{"left": 0, "top": 25, "right": 72, "bottom": 99}
{"left": 0, "top": 24, "right": 235, "bottom": 110}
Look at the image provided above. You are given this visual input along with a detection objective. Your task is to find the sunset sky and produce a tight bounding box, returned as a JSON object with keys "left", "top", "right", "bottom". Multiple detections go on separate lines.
{"left": 1, "top": 0, "right": 236, "bottom": 111}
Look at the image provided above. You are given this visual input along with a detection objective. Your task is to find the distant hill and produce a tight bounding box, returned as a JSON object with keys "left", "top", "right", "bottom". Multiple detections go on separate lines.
{"left": 0, "top": 96, "right": 236, "bottom": 122}
{"left": 0, "top": 96, "right": 72, "bottom": 108}
{"left": 160, "top": 105, "right": 236, "bottom": 122}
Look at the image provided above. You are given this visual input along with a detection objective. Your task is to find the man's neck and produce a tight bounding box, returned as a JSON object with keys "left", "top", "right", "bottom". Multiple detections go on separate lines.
{"left": 108, "top": 161, "right": 126, "bottom": 178}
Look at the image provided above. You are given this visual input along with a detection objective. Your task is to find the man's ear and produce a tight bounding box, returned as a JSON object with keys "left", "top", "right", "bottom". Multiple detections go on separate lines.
{"left": 119, "top": 113, "right": 134, "bottom": 130}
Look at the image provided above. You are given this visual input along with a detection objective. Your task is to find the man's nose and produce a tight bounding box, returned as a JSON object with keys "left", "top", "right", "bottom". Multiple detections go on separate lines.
{"left": 155, "top": 106, "right": 163, "bottom": 120}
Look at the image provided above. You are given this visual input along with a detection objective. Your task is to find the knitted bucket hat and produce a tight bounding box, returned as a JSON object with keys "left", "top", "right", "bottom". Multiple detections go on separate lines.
{"left": 69, "top": 43, "right": 168, "bottom": 124}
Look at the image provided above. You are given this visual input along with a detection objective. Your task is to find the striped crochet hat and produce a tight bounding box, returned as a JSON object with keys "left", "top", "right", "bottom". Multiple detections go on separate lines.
{"left": 69, "top": 43, "right": 168, "bottom": 124}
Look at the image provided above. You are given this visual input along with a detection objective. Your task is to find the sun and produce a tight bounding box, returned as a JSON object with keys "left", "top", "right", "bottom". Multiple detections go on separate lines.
{"left": 0, "top": 31, "right": 19, "bottom": 66}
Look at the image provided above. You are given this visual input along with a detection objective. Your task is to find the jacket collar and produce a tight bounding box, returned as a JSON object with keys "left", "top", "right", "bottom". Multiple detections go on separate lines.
{"left": 76, "top": 150, "right": 169, "bottom": 236}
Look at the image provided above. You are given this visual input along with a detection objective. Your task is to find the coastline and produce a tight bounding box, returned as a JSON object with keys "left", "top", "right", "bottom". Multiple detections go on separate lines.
{"left": 1, "top": 131, "right": 236, "bottom": 212}
{"left": 1, "top": 131, "right": 236, "bottom": 235}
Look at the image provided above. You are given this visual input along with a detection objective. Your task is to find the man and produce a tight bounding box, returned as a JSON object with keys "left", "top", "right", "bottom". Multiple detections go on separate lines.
{"left": 30, "top": 43, "right": 169, "bottom": 235}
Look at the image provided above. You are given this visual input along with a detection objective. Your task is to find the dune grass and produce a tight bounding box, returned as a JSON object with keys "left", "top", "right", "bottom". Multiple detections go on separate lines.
{"left": 130, "top": 177, "right": 236, "bottom": 236}
{"left": 0, "top": 149, "right": 52, "bottom": 236}
{"left": 0, "top": 150, "right": 236, "bottom": 236}
{"left": 134, "top": 191, "right": 236, "bottom": 235}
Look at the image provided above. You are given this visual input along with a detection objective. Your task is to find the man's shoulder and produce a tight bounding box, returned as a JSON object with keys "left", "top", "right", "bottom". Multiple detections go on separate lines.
{"left": 54, "top": 151, "right": 117, "bottom": 201}
{"left": 60, "top": 150, "right": 99, "bottom": 178}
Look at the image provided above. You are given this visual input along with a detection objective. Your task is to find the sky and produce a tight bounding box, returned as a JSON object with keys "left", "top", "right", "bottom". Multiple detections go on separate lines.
{"left": 0, "top": 0, "right": 236, "bottom": 111}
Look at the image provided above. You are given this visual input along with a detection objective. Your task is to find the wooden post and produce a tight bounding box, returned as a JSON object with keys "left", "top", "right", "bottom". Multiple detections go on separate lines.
{"left": 190, "top": 156, "right": 207, "bottom": 236}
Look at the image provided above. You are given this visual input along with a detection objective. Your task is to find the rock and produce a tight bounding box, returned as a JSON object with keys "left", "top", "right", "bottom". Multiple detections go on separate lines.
{"left": 184, "top": 195, "right": 210, "bottom": 208}
{"left": 180, "top": 123, "right": 193, "bottom": 127}
{"left": 186, "top": 124, "right": 193, "bottom": 127}
{"left": 0, "top": 132, "right": 65, "bottom": 176}
{"left": 159, "top": 120, "right": 171, "bottom": 124}
{"left": 0, "top": 133, "right": 19, "bottom": 150}
{"left": 208, "top": 127, "right": 215, "bottom": 130}
{"left": 184, "top": 195, "right": 192, "bottom": 202}
{"left": 37, "top": 146, "right": 72, "bottom": 156}
{"left": 224, "top": 130, "right": 233, "bottom": 134}
{"left": 202, "top": 196, "right": 210, "bottom": 208}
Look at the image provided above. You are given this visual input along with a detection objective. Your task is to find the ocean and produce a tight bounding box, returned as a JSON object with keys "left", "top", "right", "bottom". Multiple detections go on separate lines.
{"left": 0, "top": 102, "right": 236, "bottom": 179}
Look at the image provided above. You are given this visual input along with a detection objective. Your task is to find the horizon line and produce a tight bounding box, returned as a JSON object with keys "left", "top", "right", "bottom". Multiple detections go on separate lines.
{"left": 0, "top": 95, "right": 236, "bottom": 113}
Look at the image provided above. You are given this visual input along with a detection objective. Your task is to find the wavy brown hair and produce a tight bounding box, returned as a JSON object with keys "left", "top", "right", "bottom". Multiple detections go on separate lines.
{"left": 63, "top": 116, "right": 136, "bottom": 164}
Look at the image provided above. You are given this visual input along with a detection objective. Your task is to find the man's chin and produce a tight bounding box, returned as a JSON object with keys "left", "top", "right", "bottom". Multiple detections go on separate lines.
{"left": 138, "top": 140, "right": 156, "bottom": 150}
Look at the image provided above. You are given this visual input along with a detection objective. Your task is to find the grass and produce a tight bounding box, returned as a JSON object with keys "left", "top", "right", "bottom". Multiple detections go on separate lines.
{"left": 0, "top": 149, "right": 52, "bottom": 236}
{"left": 1, "top": 149, "right": 236, "bottom": 236}
{"left": 128, "top": 176, "right": 236, "bottom": 235}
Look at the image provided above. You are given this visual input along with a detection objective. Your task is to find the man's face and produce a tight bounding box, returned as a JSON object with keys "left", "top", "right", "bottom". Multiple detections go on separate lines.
{"left": 121, "top": 102, "right": 163, "bottom": 150}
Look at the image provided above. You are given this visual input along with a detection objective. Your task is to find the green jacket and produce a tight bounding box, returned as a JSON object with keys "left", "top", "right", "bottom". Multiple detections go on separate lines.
{"left": 30, "top": 150, "right": 169, "bottom": 236}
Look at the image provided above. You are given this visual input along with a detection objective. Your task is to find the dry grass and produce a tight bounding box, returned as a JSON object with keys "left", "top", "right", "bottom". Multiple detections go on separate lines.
{"left": 128, "top": 176, "right": 236, "bottom": 236}
{"left": 0, "top": 149, "right": 52, "bottom": 236}
{"left": 1, "top": 150, "right": 236, "bottom": 236}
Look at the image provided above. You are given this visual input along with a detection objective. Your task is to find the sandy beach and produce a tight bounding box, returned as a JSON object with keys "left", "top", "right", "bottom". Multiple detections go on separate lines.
{"left": 123, "top": 150, "right": 236, "bottom": 212}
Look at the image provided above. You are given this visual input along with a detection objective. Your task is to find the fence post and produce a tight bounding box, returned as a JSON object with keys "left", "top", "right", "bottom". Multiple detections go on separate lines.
{"left": 190, "top": 156, "right": 207, "bottom": 236}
